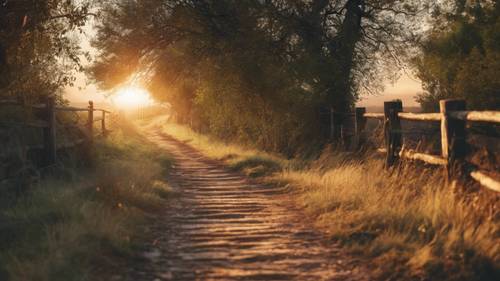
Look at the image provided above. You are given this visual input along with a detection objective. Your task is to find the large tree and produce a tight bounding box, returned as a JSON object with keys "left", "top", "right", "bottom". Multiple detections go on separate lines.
{"left": 90, "top": 0, "right": 426, "bottom": 151}
{"left": 266, "top": 0, "right": 425, "bottom": 109}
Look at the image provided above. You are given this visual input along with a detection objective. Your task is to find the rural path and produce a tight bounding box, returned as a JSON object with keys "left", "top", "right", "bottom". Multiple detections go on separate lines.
{"left": 119, "top": 129, "right": 371, "bottom": 281}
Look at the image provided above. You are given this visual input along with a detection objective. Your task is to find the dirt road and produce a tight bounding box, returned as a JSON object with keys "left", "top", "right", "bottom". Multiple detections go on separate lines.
{"left": 119, "top": 130, "right": 370, "bottom": 281}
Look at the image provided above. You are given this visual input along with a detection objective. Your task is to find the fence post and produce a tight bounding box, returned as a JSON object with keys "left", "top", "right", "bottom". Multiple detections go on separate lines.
{"left": 101, "top": 110, "right": 107, "bottom": 137}
{"left": 87, "top": 101, "right": 94, "bottom": 141}
{"left": 440, "top": 99, "right": 467, "bottom": 179}
{"left": 355, "top": 107, "right": 366, "bottom": 148}
{"left": 43, "top": 96, "right": 56, "bottom": 166}
{"left": 384, "top": 100, "right": 403, "bottom": 167}
{"left": 83, "top": 101, "right": 95, "bottom": 166}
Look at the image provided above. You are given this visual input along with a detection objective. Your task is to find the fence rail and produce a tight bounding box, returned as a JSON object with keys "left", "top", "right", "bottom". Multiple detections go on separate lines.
{"left": 398, "top": 147, "right": 448, "bottom": 166}
{"left": 330, "top": 99, "right": 499, "bottom": 193}
{"left": 0, "top": 98, "right": 111, "bottom": 166}
{"left": 397, "top": 112, "right": 441, "bottom": 122}
{"left": 448, "top": 111, "right": 500, "bottom": 123}
{"left": 363, "top": 113, "right": 384, "bottom": 119}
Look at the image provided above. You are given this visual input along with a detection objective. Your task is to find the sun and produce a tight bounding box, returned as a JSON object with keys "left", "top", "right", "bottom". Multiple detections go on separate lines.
{"left": 113, "top": 86, "right": 154, "bottom": 109}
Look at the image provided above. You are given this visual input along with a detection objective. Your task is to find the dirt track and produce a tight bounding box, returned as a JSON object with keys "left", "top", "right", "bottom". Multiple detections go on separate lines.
{"left": 119, "top": 129, "right": 370, "bottom": 281}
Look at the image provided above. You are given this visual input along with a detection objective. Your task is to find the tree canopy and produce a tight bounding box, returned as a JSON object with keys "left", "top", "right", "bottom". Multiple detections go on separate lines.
{"left": 414, "top": 0, "right": 500, "bottom": 111}
{"left": 90, "top": 0, "right": 426, "bottom": 152}
{"left": 0, "top": 0, "right": 93, "bottom": 103}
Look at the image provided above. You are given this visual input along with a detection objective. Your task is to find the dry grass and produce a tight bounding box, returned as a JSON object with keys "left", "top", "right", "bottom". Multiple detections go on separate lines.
{"left": 144, "top": 117, "right": 289, "bottom": 177}
{"left": 277, "top": 156, "right": 499, "bottom": 280}
{"left": 0, "top": 117, "right": 174, "bottom": 281}
{"left": 156, "top": 117, "right": 499, "bottom": 281}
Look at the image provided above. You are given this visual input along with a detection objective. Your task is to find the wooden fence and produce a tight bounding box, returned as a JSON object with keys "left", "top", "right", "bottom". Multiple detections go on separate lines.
{"left": 0, "top": 98, "right": 111, "bottom": 167}
{"left": 328, "top": 99, "right": 500, "bottom": 193}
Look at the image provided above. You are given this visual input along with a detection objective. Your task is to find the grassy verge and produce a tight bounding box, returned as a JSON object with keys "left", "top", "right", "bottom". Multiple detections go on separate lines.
{"left": 153, "top": 117, "right": 499, "bottom": 281}
{"left": 143, "top": 116, "right": 291, "bottom": 178}
{"left": 0, "top": 118, "right": 174, "bottom": 281}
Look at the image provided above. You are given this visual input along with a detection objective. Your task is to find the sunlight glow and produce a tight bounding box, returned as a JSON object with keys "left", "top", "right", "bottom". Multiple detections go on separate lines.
{"left": 112, "top": 86, "right": 154, "bottom": 109}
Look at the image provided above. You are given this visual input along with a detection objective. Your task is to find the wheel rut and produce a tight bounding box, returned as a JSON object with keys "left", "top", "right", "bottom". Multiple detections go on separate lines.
{"left": 120, "top": 130, "right": 371, "bottom": 281}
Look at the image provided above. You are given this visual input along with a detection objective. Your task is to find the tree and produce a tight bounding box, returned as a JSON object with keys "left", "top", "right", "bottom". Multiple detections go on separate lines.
{"left": 0, "top": 0, "right": 93, "bottom": 103}
{"left": 414, "top": 0, "right": 500, "bottom": 111}
{"left": 90, "top": 0, "right": 426, "bottom": 151}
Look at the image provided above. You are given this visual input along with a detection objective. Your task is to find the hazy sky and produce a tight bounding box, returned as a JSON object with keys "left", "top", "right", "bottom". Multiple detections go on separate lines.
{"left": 64, "top": 17, "right": 106, "bottom": 105}
{"left": 357, "top": 75, "right": 422, "bottom": 107}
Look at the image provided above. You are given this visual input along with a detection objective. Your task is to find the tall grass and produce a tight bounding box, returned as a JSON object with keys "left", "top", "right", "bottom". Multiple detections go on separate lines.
{"left": 277, "top": 156, "right": 499, "bottom": 280}
{"left": 157, "top": 118, "right": 499, "bottom": 281}
{"left": 0, "top": 118, "right": 174, "bottom": 281}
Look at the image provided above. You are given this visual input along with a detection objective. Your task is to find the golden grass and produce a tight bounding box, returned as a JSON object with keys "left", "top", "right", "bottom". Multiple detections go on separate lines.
{"left": 0, "top": 117, "right": 174, "bottom": 281}
{"left": 155, "top": 117, "right": 499, "bottom": 281}
{"left": 143, "top": 117, "right": 288, "bottom": 177}
{"left": 277, "top": 159, "right": 499, "bottom": 280}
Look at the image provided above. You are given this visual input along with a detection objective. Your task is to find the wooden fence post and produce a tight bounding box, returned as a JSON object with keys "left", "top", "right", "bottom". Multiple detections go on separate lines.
{"left": 384, "top": 100, "right": 403, "bottom": 167}
{"left": 87, "top": 101, "right": 94, "bottom": 141}
{"left": 101, "top": 110, "right": 107, "bottom": 137}
{"left": 43, "top": 96, "right": 56, "bottom": 166}
{"left": 83, "top": 100, "right": 95, "bottom": 166}
{"left": 355, "top": 107, "right": 366, "bottom": 148}
{"left": 440, "top": 99, "right": 467, "bottom": 179}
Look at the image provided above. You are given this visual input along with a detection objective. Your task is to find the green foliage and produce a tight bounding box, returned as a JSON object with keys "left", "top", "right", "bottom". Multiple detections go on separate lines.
{"left": 0, "top": 123, "right": 174, "bottom": 281}
{"left": 90, "top": 0, "right": 425, "bottom": 153}
{"left": 0, "top": 0, "right": 93, "bottom": 102}
{"left": 414, "top": 1, "right": 500, "bottom": 111}
{"left": 193, "top": 62, "right": 317, "bottom": 152}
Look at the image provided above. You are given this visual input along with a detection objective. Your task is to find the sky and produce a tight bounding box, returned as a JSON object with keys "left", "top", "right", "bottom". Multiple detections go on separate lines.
{"left": 64, "top": 16, "right": 109, "bottom": 106}
{"left": 65, "top": 72, "right": 103, "bottom": 105}
{"left": 357, "top": 75, "right": 422, "bottom": 108}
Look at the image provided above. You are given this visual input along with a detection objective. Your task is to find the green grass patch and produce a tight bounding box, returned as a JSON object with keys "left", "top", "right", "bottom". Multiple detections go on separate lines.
{"left": 0, "top": 118, "right": 174, "bottom": 281}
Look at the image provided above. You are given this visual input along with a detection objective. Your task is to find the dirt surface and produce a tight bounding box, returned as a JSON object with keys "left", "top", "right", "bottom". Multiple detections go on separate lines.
{"left": 115, "top": 129, "right": 371, "bottom": 281}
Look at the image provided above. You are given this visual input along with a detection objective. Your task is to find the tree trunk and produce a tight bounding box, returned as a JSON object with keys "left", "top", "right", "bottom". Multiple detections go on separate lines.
{"left": 327, "top": 0, "right": 365, "bottom": 112}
